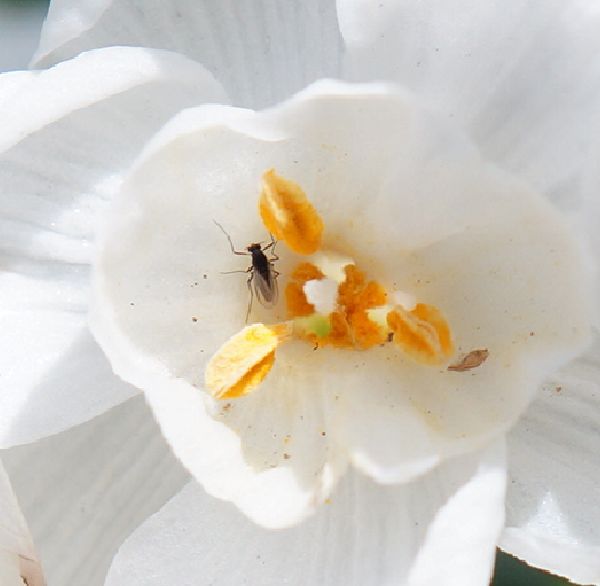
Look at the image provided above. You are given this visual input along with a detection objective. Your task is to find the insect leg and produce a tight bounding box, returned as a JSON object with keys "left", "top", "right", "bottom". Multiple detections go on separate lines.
{"left": 220, "top": 267, "right": 253, "bottom": 275}
{"left": 270, "top": 263, "right": 280, "bottom": 278}
{"left": 264, "top": 236, "right": 279, "bottom": 262}
{"left": 263, "top": 234, "right": 277, "bottom": 250}
{"left": 245, "top": 270, "right": 255, "bottom": 323}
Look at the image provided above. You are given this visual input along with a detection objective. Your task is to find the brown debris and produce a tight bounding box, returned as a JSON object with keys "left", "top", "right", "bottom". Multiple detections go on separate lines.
{"left": 447, "top": 348, "right": 489, "bottom": 372}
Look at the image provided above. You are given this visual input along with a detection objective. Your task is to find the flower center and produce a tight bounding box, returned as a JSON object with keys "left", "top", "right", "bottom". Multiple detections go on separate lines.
{"left": 287, "top": 262, "right": 388, "bottom": 349}
{"left": 205, "top": 169, "right": 456, "bottom": 400}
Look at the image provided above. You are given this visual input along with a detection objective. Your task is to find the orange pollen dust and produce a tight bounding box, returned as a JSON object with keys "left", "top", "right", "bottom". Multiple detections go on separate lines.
{"left": 286, "top": 262, "right": 454, "bottom": 362}
{"left": 284, "top": 262, "right": 326, "bottom": 317}
{"left": 286, "top": 263, "right": 389, "bottom": 350}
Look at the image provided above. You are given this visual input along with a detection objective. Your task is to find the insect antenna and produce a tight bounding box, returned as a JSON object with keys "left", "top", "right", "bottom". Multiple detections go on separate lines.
{"left": 213, "top": 220, "right": 249, "bottom": 256}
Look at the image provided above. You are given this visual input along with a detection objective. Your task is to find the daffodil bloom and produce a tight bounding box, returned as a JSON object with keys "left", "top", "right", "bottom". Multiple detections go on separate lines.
{"left": 1, "top": 2, "right": 599, "bottom": 586}
{"left": 90, "top": 79, "right": 591, "bottom": 533}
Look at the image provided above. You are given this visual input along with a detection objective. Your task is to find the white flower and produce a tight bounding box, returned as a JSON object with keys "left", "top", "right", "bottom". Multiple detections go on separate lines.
{"left": 90, "top": 78, "right": 591, "bottom": 526}
{"left": 1, "top": 1, "right": 599, "bottom": 585}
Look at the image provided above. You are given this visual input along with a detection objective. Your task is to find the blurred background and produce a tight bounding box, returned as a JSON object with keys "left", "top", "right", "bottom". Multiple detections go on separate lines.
{"left": 0, "top": 0, "right": 577, "bottom": 584}
{"left": 0, "top": 0, "right": 48, "bottom": 70}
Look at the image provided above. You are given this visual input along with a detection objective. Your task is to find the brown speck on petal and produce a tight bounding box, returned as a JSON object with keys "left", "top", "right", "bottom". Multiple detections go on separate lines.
{"left": 448, "top": 348, "right": 489, "bottom": 372}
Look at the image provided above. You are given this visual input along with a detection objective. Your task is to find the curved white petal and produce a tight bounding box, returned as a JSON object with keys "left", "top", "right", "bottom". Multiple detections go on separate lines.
{"left": 2, "top": 396, "right": 188, "bottom": 586}
{"left": 501, "top": 336, "right": 600, "bottom": 584}
{"left": 33, "top": 0, "right": 343, "bottom": 109}
{"left": 33, "top": 0, "right": 108, "bottom": 64}
{"left": 92, "top": 311, "right": 349, "bottom": 527}
{"left": 91, "top": 81, "right": 589, "bottom": 525}
{"left": 0, "top": 46, "right": 226, "bottom": 446}
{"left": 2, "top": 46, "right": 227, "bottom": 153}
{"left": 338, "top": 0, "right": 600, "bottom": 200}
{"left": 0, "top": 458, "right": 44, "bottom": 586}
{"left": 106, "top": 440, "right": 505, "bottom": 586}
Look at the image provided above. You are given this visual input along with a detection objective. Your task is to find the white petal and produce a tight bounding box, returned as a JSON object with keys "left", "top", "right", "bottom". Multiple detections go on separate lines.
{"left": 2, "top": 46, "right": 227, "bottom": 153}
{"left": 338, "top": 0, "right": 600, "bottom": 199}
{"left": 33, "top": 0, "right": 343, "bottom": 109}
{"left": 334, "top": 157, "right": 592, "bottom": 481}
{"left": 106, "top": 440, "right": 505, "bottom": 586}
{"left": 0, "top": 311, "right": 135, "bottom": 448}
{"left": 500, "top": 336, "right": 600, "bottom": 584}
{"left": 2, "top": 396, "right": 188, "bottom": 586}
{"left": 408, "top": 440, "right": 506, "bottom": 586}
{"left": 93, "top": 309, "right": 348, "bottom": 527}
{"left": 90, "top": 99, "right": 351, "bottom": 528}
{"left": 91, "top": 81, "right": 591, "bottom": 519}
{"left": 0, "top": 458, "right": 44, "bottom": 586}
{"left": 0, "top": 46, "right": 226, "bottom": 446}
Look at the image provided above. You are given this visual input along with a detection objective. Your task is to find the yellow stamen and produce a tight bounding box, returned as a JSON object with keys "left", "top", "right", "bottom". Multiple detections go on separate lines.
{"left": 387, "top": 304, "right": 454, "bottom": 365}
{"left": 327, "top": 311, "right": 353, "bottom": 347}
{"left": 205, "top": 323, "right": 291, "bottom": 399}
{"left": 350, "top": 311, "right": 388, "bottom": 349}
{"left": 205, "top": 170, "right": 458, "bottom": 401}
{"left": 330, "top": 265, "right": 389, "bottom": 349}
{"left": 259, "top": 169, "right": 324, "bottom": 255}
{"left": 291, "top": 262, "right": 326, "bottom": 282}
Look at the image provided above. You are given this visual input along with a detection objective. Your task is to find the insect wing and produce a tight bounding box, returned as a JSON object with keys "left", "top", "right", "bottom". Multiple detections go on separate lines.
{"left": 253, "top": 263, "right": 278, "bottom": 308}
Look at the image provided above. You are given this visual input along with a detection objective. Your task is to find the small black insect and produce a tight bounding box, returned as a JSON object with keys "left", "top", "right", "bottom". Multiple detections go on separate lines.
{"left": 214, "top": 220, "right": 279, "bottom": 322}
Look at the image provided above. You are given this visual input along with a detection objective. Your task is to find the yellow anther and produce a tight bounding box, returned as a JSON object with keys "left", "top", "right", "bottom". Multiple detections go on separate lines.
{"left": 259, "top": 169, "right": 324, "bottom": 255}
{"left": 205, "top": 323, "right": 291, "bottom": 399}
{"left": 387, "top": 303, "right": 454, "bottom": 365}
